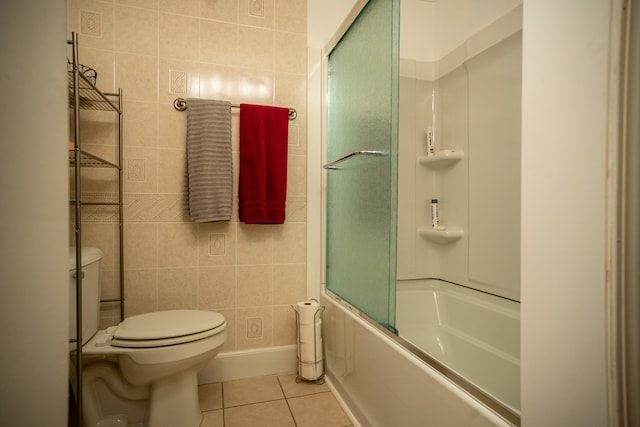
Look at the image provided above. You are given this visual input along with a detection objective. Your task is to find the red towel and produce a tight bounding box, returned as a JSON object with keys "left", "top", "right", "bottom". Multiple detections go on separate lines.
{"left": 239, "top": 104, "right": 289, "bottom": 224}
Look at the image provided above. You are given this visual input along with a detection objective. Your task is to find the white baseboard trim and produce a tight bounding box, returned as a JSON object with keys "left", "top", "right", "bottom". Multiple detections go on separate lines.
{"left": 197, "top": 345, "right": 298, "bottom": 384}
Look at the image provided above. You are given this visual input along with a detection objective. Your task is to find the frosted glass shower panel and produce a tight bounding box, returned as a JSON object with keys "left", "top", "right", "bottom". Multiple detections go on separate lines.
{"left": 326, "top": 0, "right": 399, "bottom": 331}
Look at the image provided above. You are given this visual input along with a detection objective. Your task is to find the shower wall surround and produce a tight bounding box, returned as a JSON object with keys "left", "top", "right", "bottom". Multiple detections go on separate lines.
{"left": 398, "top": 6, "right": 522, "bottom": 301}
{"left": 67, "top": 0, "right": 308, "bottom": 353}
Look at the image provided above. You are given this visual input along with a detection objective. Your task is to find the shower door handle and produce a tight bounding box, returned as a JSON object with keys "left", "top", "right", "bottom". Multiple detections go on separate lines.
{"left": 323, "top": 150, "right": 387, "bottom": 169}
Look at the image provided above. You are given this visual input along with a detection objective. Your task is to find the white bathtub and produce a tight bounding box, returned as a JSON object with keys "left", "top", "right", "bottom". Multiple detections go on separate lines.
{"left": 396, "top": 279, "right": 520, "bottom": 412}
{"left": 322, "top": 284, "right": 519, "bottom": 427}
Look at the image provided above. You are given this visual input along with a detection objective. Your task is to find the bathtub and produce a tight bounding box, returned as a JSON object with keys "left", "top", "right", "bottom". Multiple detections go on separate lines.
{"left": 322, "top": 280, "right": 520, "bottom": 427}
{"left": 396, "top": 279, "right": 520, "bottom": 412}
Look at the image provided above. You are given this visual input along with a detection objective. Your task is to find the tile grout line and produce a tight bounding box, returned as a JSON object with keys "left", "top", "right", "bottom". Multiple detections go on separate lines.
{"left": 221, "top": 381, "right": 226, "bottom": 427}
{"left": 277, "top": 375, "right": 299, "bottom": 427}
{"left": 222, "top": 396, "right": 288, "bottom": 409}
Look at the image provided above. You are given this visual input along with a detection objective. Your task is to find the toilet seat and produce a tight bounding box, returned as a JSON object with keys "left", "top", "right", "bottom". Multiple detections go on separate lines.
{"left": 109, "top": 310, "right": 226, "bottom": 348}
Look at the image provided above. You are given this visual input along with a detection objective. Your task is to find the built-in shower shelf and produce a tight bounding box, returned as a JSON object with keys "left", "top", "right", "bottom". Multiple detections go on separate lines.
{"left": 418, "top": 150, "right": 464, "bottom": 169}
{"left": 418, "top": 227, "right": 464, "bottom": 244}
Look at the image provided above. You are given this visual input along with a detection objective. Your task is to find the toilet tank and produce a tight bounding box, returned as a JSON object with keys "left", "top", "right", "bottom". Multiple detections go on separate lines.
{"left": 69, "top": 247, "right": 103, "bottom": 351}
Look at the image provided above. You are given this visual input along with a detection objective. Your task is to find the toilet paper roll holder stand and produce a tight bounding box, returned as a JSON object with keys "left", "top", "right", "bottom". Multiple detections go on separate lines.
{"left": 292, "top": 300, "right": 325, "bottom": 384}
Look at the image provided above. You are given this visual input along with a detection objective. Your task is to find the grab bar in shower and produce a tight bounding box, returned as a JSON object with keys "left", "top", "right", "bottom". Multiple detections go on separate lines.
{"left": 323, "top": 150, "right": 387, "bottom": 169}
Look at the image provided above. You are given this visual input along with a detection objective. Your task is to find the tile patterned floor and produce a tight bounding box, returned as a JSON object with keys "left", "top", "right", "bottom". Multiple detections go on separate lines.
{"left": 198, "top": 373, "right": 353, "bottom": 427}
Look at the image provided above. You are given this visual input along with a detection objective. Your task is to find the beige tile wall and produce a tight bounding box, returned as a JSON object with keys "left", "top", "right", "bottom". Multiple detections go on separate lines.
{"left": 68, "top": 0, "right": 307, "bottom": 352}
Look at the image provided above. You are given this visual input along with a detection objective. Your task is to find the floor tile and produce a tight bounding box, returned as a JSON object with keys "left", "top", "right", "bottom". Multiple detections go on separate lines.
{"left": 222, "top": 375, "right": 284, "bottom": 407}
{"left": 224, "top": 400, "right": 296, "bottom": 427}
{"left": 200, "top": 409, "right": 224, "bottom": 427}
{"left": 277, "top": 372, "right": 329, "bottom": 398}
{"left": 288, "top": 391, "right": 352, "bottom": 427}
{"left": 199, "top": 382, "right": 223, "bottom": 411}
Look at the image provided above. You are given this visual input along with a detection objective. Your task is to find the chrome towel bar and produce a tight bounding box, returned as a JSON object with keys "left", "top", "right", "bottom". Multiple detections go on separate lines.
{"left": 173, "top": 97, "right": 297, "bottom": 120}
{"left": 323, "top": 150, "right": 387, "bottom": 169}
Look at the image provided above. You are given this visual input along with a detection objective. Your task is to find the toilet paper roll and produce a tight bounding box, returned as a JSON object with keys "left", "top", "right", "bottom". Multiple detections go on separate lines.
{"left": 300, "top": 339, "right": 323, "bottom": 362}
{"left": 299, "top": 321, "right": 322, "bottom": 343}
{"left": 300, "top": 360, "right": 324, "bottom": 380}
{"left": 294, "top": 300, "right": 321, "bottom": 325}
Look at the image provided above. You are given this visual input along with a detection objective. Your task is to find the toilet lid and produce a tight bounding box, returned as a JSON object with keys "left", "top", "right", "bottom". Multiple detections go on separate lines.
{"left": 111, "top": 310, "right": 225, "bottom": 348}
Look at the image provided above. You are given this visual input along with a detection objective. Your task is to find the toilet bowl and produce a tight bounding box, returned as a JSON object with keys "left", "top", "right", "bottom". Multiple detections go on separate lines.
{"left": 69, "top": 248, "right": 227, "bottom": 427}
{"left": 82, "top": 309, "right": 227, "bottom": 427}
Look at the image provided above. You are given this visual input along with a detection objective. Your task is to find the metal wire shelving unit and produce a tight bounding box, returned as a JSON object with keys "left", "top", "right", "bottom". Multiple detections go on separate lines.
{"left": 68, "top": 32, "right": 124, "bottom": 427}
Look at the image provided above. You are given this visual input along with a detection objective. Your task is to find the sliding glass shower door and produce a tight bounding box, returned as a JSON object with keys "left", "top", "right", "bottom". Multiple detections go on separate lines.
{"left": 325, "top": 0, "right": 399, "bottom": 332}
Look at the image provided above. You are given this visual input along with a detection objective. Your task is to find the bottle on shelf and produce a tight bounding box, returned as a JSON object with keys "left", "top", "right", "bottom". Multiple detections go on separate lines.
{"left": 431, "top": 199, "right": 439, "bottom": 228}
{"left": 426, "top": 128, "right": 435, "bottom": 156}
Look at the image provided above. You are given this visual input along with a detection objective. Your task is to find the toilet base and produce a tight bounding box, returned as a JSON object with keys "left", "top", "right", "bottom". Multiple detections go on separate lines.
{"left": 83, "top": 361, "right": 148, "bottom": 427}
{"left": 83, "top": 360, "right": 203, "bottom": 427}
{"left": 148, "top": 370, "right": 202, "bottom": 427}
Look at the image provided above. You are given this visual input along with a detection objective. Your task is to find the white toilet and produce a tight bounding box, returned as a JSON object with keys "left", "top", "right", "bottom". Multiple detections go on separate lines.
{"left": 69, "top": 247, "right": 227, "bottom": 427}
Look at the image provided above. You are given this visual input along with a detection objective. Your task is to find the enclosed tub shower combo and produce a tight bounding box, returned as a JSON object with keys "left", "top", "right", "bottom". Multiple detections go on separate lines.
{"left": 322, "top": 0, "right": 522, "bottom": 425}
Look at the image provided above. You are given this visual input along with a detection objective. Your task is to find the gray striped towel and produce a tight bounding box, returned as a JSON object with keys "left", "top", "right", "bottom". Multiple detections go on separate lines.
{"left": 186, "top": 98, "right": 232, "bottom": 222}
